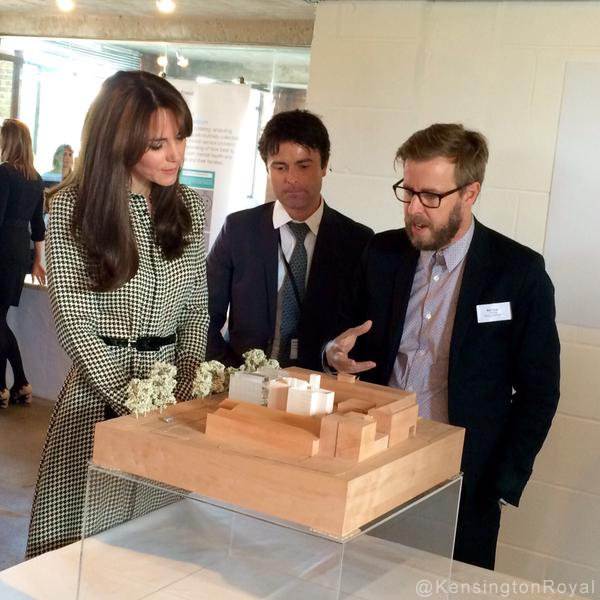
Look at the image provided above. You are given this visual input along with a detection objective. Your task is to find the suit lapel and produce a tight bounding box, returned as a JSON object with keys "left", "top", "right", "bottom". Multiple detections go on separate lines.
{"left": 305, "top": 203, "right": 334, "bottom": 298}
{"left": 385, "top": 241, "right": 419, "bottom": 379}
{"left": 259, "top": 204, "right": 279, "bottom": 333}
{"left": 449, "top": 220, "right": 492, "bottom": 371}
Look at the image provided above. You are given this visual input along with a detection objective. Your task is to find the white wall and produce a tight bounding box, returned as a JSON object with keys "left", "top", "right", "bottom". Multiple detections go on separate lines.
{"left": 307, "top": 1, "right": 600, "bottom": 595}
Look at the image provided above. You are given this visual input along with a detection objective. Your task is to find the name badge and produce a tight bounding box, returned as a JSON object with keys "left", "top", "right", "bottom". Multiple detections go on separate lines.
{"left": 476, "top": 301, "right": 512, "bottom": 323}
{"left": 290, "top": 338, "right": 299, "bottom": 360}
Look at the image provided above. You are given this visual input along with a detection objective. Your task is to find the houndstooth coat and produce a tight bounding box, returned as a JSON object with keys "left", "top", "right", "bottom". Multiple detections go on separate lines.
{"left": 26, "top": 185, "right": 209, "bottom": 558}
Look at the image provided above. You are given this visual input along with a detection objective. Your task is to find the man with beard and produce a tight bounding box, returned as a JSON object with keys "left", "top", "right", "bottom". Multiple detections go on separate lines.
{"left": 326, "top": 123, "right": 560, "bottom": 570}
{"left": 207, "top": 109, "right": 372, "bottom": 369}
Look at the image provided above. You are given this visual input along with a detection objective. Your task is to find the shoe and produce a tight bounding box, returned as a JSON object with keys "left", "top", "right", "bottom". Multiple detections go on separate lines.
{"left": 10, "top": 383, "right": 32, "bottom": 405}
{"left": 0, "top": 388, "right": 8, "bottom": 409}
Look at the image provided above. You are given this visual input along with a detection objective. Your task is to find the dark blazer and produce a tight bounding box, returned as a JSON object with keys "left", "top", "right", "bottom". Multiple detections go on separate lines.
{"left": 0, "top": 164, "right": 45, "bottom": 306}
{"left": 341, "top": 219, "right": 560, "bottom": 510}
{"left": 207, "top": 201, "right": 373, "bottom": 370}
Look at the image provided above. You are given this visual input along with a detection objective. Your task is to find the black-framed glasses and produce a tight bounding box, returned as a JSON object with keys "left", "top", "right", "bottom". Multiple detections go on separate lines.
{"left": 392, "top": 178, "right": 470, "bottom": 209}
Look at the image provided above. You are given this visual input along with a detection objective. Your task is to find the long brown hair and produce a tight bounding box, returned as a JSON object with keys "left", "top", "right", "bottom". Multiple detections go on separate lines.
{"left": 0, "top": 119, "right": 38, "bottom": 180}
{"left": 50, "top": 70, "right": 193, "bottom": 292}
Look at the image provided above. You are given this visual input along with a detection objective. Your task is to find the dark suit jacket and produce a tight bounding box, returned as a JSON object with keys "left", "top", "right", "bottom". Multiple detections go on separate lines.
{"left": 340, "top": 219, "right": 560, "bottom": 508}
{"left": 207, "top": 201, "right": 373, "bottom": 371}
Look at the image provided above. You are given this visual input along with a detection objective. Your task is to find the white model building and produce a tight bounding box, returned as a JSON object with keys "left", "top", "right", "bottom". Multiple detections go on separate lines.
{"left": 267, "top": 374, "right": 334, "bottom": 416}
{"left": 228, "top": 372, "right": 265, "bottom": 404}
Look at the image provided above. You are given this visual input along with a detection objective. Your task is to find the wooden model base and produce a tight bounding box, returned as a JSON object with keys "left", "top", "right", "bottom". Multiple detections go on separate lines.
{"left": 92, "top": 369, "right": 464, "bottom": 539}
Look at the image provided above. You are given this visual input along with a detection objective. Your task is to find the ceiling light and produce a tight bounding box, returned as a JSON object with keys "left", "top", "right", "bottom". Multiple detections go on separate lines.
{"left": 156, "top": 0, "right": 176, "bottom": 13}
{"left": 157, "top": 55, "right": 168, "bottom": 68}
{"left": 176, "top": 53, "right": 189, "bottom": 68}
{"left": 56, "top": 0, "right": 75, "bottom": 11}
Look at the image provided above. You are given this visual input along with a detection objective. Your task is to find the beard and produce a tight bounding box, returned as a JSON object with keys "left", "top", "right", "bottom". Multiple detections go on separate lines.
{"left": 405, "top": 203, "right": 463, "bottom": 251}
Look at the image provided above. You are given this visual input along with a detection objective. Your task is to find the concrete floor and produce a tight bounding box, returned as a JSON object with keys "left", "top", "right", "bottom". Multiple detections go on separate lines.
{"left": 0, "top": 398, "right": 53, "bottom": 570}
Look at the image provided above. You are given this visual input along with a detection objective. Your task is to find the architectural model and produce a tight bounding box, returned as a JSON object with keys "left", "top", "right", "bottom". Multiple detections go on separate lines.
{"left": 209, "top": 370, "right": 418, "bottom": 463}
{"left": 93, "top": 367, "right": 465, "bottom": 538}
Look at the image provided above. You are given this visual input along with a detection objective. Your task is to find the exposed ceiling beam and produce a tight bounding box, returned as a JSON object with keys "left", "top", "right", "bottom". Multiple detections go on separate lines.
{"left": 0, "top": 14, "right": 314, "bottom": 46}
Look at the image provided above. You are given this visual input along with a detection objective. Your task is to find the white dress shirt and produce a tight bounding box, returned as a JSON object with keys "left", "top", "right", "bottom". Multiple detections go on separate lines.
{"left": 270, "top": 198, "right": 324, "bottom": 359}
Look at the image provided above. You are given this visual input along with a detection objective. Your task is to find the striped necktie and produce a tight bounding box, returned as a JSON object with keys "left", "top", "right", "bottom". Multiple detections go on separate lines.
{"left": 278, "top": 222, "right": 310, "bottom": 365}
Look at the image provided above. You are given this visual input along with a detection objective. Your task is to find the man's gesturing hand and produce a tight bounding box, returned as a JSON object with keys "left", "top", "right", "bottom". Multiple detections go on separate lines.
{"left": 325, "top": 320, "right": 377, "bottom": 374}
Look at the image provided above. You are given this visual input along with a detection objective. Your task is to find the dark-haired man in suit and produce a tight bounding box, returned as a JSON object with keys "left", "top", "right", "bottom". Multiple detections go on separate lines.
{"left": 207, "top": 109, "right": 373, "bottom": 370}
{"left": 326, "top": 123, "right": 560, "bottom": 570}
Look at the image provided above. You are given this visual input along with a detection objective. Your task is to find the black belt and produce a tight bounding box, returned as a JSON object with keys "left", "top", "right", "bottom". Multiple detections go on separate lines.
{"left": 100, "top": 334, "right": 176, "bottom": 352}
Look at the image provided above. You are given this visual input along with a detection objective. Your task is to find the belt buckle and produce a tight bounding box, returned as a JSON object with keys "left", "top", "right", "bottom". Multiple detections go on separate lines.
{"left": 128, "top": 338, "right": 137, "bottom": 349}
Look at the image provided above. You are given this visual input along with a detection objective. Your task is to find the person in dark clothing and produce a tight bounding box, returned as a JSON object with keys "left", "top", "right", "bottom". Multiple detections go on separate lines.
{"left": 207, "top": 109, "right": 373, "bottom": 370}
{"left": 326, "top": 123, "right": 560, "bottom": 570}
{"left": 0, "top": 118, "right": 46, "bottom": 408}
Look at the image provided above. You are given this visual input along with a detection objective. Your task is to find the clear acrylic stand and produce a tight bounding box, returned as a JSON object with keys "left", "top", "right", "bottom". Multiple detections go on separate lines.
{"left": 78, "top": 464, "right": 461, "bottom": 600}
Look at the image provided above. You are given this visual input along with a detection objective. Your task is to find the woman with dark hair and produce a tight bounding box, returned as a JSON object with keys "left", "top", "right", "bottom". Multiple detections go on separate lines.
{"left": 0, "top": 119, "right": 46, "bottom": 409}
{"left": 26, "top": 70, "right": 209, "bottom": 557}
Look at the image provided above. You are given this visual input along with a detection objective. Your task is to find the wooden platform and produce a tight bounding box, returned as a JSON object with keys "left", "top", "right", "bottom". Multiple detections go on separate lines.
{"left": 92, "top": 369, "right": 464, "bottom": 539}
